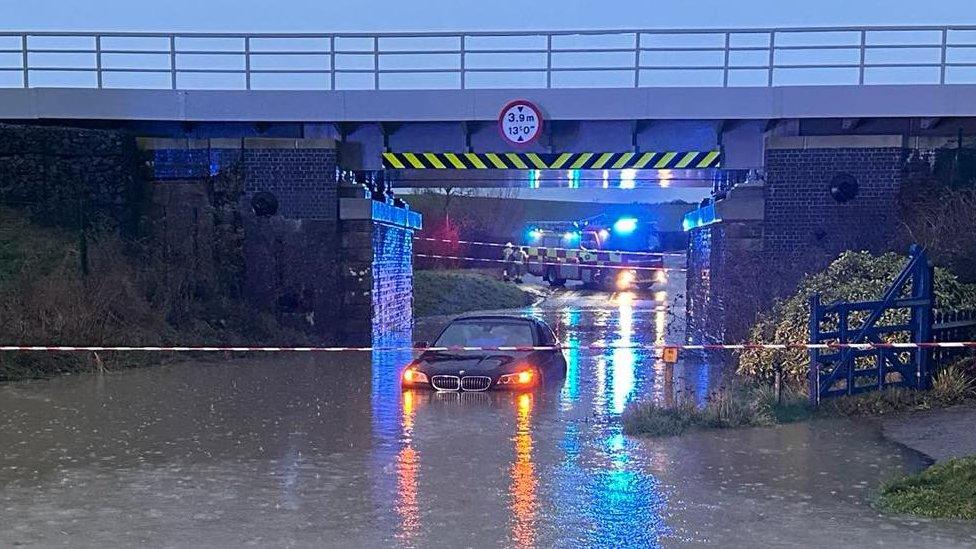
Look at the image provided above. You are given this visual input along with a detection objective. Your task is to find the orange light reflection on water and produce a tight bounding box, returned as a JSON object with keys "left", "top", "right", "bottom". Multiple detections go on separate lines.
{"left": 510, "top": 392, "right": 538, "bottom": 548}
{"left": 395, "top": 390, "right": 421, "bottom": 543}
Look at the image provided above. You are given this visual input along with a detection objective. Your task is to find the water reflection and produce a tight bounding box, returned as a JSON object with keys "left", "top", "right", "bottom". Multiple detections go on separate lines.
{"left": 381, "top": 286, "right": 723, "bottom": 546}
{"left": 509, "top": 393, "right": 537, "bottom": 547}
{"left": 610, "top": 292, "right": 636, "bottom": 415}
{"left": 560, "top": 309, "right": 581, "bottom": 407}
{"left": 396, "top": 390, "right": 421, "bottom": 544}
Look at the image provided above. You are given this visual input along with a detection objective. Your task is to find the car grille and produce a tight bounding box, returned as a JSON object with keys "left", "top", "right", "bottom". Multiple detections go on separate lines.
{"left": 431, "top": 375, "right": 460, "bottom": 391}
{"left": 460, "top": 376, "right": 492, "bottom": 392}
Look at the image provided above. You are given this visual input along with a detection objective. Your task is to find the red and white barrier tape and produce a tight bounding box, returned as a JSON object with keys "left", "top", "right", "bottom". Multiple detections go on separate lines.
{"left": 414, "top": 253, "right": 682, "bottom": 273}
{"left": 414, "top": 236, "right": 684, "bottom": 258}
{"left": 1, "top": 342, "right": 974, "bottom": 353}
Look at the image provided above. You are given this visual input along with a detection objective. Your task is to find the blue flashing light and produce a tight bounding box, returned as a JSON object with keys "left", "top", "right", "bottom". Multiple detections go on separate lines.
{"left": 527, "top": 228, "right": 542, "bottom": 241}
{"left": 613, "top": 217, "right": 638, "bottom": 235}
{"left": 563, "top": 231, "right": 580, "bottom": 242}
{"left": 682, "top": 203, "right": 721, "bottom": 231}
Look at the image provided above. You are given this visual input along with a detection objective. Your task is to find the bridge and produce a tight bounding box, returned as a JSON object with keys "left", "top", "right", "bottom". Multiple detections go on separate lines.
{"left": 2, "top": 25, "right": 975, "bottom": 344}
{"left": 3, "top": 26, "right": 976, "bottom": 170}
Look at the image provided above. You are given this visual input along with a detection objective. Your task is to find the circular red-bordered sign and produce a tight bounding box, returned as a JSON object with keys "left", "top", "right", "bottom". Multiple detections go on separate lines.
{"left": 498, "top": 99, "right": 544, "bottom": 146}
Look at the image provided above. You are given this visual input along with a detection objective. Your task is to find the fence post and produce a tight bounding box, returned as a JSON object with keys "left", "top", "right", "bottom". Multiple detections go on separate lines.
{"left": 169, "top": 35, "right": 177, "bottom": 90}
{"left": 546, "top": 34, "right": 553, "bottom": 89}
{"left": 21, "top": 34, "right": 28, "bottom": 88}
{"left": 95, "top": 35, "right": 102, "bottom": 89}
{"left": 808, "top": 293, "right": 821, "bottom": 405}
{"left": 913, "top": 247, "right": 934, "bottom": 389}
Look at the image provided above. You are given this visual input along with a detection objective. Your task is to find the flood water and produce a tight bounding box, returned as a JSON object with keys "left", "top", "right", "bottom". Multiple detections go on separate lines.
{"left": 1, "top": 287, "right": 974, "bottom": 547}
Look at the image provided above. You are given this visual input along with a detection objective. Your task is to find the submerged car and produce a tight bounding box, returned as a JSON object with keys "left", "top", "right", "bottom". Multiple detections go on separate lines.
{"left": 402, "top": 315, "right": 567, "bottom": 392}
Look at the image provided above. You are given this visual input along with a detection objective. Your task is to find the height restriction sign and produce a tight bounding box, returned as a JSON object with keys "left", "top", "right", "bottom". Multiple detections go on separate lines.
{"left": 498, "top": 99, "right": 543, "bottom": 145}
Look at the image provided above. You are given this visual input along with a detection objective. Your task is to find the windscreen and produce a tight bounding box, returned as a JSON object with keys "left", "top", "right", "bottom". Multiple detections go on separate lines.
{"left": 434, "top": 320, "right": 536, "bottom": 347}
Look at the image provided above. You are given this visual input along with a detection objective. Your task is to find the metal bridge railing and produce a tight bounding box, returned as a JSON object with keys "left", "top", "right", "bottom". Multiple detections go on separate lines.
{"left": 2, "top": 26, "right": 976, "bottom": 91}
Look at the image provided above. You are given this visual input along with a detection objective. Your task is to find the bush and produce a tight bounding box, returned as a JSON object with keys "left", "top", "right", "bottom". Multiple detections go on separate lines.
{"left": 0, "top": 208, "right": 309, "bottom": 380}
{"left": 900, "top": 147, "right": 976, "bottom": 282}
{"left": 877, "top": 456, "right": 976, "bottom": 520}
{"left": 738, "top": 251, "right": 976, "bottom": 385}
{"left": 0, "top": 218, "right": 172, "bottom": 379}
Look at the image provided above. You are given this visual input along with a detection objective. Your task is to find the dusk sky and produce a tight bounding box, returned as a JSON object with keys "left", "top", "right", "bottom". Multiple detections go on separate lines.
{"left": 3, "top": 0, "right": 974, "bottom": 32}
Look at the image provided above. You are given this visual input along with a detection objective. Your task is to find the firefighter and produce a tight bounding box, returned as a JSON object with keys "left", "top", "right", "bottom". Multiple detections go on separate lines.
{"left": 513, "top": 246, "right": 529, "bottom": 283}
{"left": 502, "top": 242, "right": 515, "bottom": 282}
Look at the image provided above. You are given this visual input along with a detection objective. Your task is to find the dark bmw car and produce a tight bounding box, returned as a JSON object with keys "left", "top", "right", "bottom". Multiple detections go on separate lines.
{"left": 402, "top": 315, "right": 567, "bottom": 392}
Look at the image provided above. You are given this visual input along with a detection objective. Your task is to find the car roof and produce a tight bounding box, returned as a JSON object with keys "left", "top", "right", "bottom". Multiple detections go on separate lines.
{"left": 451, "top": 314, "right": 555, "bottom": 333}
{"left": 452, "top": 314, "right": 544, "bottom": 324}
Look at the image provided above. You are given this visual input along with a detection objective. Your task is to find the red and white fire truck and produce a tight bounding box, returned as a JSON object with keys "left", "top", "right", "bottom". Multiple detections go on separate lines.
{"left": 521, "top": 216, "right": 666, "bottom": 290}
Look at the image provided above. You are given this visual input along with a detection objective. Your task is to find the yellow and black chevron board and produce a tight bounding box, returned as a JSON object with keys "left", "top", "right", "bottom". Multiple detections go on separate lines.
{"left": 382, "top": 151, "right": 721, "bottom": 170}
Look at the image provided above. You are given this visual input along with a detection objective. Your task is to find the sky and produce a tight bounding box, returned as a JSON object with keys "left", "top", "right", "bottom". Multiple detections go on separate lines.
{"left": 3, "top": 0, "right": 975, "bottom": 33}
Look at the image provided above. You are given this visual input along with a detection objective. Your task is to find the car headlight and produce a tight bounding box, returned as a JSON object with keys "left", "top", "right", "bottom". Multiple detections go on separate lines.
{"left": 402, "top": 366, "right": 428, "bottom": 384}
{"left": 616, "top": 269, "right": 637, "bottom": 290}
{"left": 498, "top": 368, "right": 536, "bottom": 386}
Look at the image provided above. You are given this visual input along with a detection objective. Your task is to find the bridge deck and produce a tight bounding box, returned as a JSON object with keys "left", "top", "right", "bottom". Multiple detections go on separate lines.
{"left": 2, "top": 85, "right": 976, "bottom": 121}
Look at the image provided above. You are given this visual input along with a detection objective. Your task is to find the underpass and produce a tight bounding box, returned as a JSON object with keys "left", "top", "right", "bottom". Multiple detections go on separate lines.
{"left": 3, "top": 23, "right": 976, "bottom": 548}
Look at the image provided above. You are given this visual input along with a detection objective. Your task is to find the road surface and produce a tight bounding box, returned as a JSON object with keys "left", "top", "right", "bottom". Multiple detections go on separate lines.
{"left": 0, "top": 284, "right": 974, "bottom": 547}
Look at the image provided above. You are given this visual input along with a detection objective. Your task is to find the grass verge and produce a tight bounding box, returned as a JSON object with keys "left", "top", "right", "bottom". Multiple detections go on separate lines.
{"left": 623, "top": 361, "right": 976, "bottom": 438}
{"left": 622, "top": 382, "right": 809, "bottom": 437}
{"left": 876, "top": 456, "right": 976, "bottom": 520}
{"left": 413, "top": 269, "right": 535, "bottom": 318}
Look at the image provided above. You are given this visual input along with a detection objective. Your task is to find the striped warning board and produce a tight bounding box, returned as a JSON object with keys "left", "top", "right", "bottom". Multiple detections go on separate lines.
{"left": 382, "top": 151, "right": 721, "bottom": 170}
{"left": 526, "top": 247, "right": 663, "bottom": 266}
{"left": 526, "top": 247, "right": 623, "bottom": 263}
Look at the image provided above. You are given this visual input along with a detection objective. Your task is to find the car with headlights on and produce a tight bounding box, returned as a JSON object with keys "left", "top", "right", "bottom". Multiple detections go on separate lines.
{"left": 402, "top": 315, "right": 566, "bottom": 392}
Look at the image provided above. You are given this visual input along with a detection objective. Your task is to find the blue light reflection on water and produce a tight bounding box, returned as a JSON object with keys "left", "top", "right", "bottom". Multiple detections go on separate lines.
{"left": 369, "top": 335, "right": 418, "bottom": 544}
{"left": 560, "top": 309, "right": 581, "bottom": 407}
{"left": 551, "top": 292, "right": 669, "bottom": 546}
{"left": 369, "top": 292, "right": 703, "bottom": 546}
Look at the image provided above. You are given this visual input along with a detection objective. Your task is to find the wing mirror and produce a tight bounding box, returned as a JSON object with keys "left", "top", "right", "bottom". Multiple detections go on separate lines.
{"left": 413, "top": 340, "right": 430, "bottom": 350}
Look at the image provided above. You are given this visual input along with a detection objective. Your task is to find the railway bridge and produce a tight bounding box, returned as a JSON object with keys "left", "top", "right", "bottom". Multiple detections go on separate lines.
{"left": 3, "top": 25, "right": 976, "bottom": 342}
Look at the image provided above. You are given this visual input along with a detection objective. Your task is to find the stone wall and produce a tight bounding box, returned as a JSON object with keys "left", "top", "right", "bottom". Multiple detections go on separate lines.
{"left": 0, "top": 123, "right": 148, "bottom": 234}
{"left": 242, "top": 217, "right": 339, "bottom": 339}
{"left": 143, "top": 138, "right": 343, "bottom": 340}
{"left": 2, "top": 124, "right": 418, "bottom": 346}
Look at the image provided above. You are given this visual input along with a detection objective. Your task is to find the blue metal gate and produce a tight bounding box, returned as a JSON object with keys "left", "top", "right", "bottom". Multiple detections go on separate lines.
{"left": 808, "top": 246, "right": 933, "bottom": 404}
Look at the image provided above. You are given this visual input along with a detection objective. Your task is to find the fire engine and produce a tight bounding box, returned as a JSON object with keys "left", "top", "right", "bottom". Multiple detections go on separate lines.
{"left": 521, "top": 215, "right": 666, "bottom": 290}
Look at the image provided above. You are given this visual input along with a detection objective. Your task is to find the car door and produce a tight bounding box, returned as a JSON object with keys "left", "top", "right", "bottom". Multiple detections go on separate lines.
{"left": 536, "top": 321, "right": 567, "bottom": 380}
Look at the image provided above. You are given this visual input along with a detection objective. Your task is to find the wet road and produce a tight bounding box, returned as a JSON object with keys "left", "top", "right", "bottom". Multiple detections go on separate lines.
{"left": 1, "top": 285, "right": 975, "bottom": 547}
